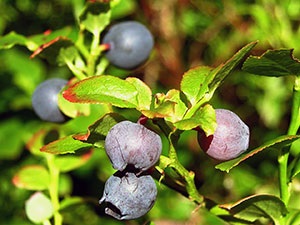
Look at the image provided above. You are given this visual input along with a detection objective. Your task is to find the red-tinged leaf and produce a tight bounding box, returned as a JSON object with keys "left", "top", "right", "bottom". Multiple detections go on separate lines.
{"left": 63, "top": 75, "right": 138, "bottom": 108}
{"left": 141, "top": 101, "right": 176, "bottom": 119}
{"left": 12, "top": 165, "right": 50, "bottom": 190}
{"left": 220, "top": 194, "right": 287, "bottom": 225}
{"left": 216, "top": 135, "right": 300, "bottom": 172}
{"left": 72, "top": 113, "right": 125, "bottom": 147}
{"left": 41, "top": 135, "right": 93, "bottom": 154}
{"left": 54, "top": 150, "right": 93, "bottom": 172}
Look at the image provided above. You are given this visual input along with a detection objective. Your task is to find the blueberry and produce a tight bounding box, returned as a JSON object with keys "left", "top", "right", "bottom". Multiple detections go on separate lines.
{"left": 32, "top": 78, "right": 68, "bottom": 123}
{"left": 197, "top": 109, "right": 250, "bottom": 161}
{"left": 104, "top": 121, "right": 162, "bottom": 172}
{"left": 99, "top": 172, "right": 157, "bottom": 220}
{"left": 102, "top": 21, "right": 154, "bottom": 70}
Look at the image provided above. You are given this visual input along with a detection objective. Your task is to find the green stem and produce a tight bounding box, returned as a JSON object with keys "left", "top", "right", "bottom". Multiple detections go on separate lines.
{"left": 46, "top": 155, "right": 62, "bottom": 225}
{"left": 168, "top": 131, "right": 204, "bottom": 204}
{"left": 278, "top": 76, "right": 300, "bottom": 206}
{"left": 86, "top": 31, "right": 101, "bottom": 77}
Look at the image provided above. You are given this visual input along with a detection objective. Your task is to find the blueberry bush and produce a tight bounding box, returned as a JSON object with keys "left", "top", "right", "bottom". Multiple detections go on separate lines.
{"left": 1, "top": 1, "right": 300, "bottom": 225}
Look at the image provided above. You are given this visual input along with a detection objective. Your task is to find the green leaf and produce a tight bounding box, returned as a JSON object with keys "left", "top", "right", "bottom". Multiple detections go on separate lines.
{"left": 79, "top": 2, "right": 111, "bottom": 35}
{"left": 220, "top": 194, "right": 288, "bottom": 225}
{"left": 73, "top": 112, "right": 125, "bottom": 147}
{"left": 180, "top": 66, "right": 212, "bottom": 106}
{"left": 12, "top": 165, "right": 50, "bottom": 190}
{"left": 183, "top": 41, "right": 258, "bottom": 119}
{"left": 126, "top": 77, "right": 152, "bottom": 110}
{"left": 41, "top": 135, "right": 93, "bottom": 154}
{"left": 216, "top": 135, "right": 300, "bottom": 172}
{"left": 0, "top": 31, "right": 29, "bottom": 49}
{"left": 54, "top": 150, "right": 92, "bottom": 172}
{"left": 142, "top": 100, "right": 176, "bottom": 119}
{"left": 242, "top": 49, "right": 300, "bottom": 77}
{"left": 25, "top": 192, "right": 54, "bottom": 224}
{"left": 63, "top": 75, "right": 138, "bottom": 108}
{"left": 174, "top": 104, "right": 216, "bottom": 136}
{"left": 286, "top": 209, "right": 300, "bottom": 225}
{"left": 60, "top": 196, "right": 84, "bottom": 211}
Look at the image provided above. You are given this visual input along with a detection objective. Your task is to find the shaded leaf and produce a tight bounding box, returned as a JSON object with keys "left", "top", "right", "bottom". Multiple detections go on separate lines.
{"left": 63, "top": 75, "right": 138, "bottom": 108}
{"left": 73, "top": 112, "right": 125, "bottom": 147}
{"left": 174, "top": 104, "right": 216, "bottom": 136}
{"left": 54, "top": 150, "right": 93, "bottom": 172}
{"left": 12, "top": 165, "right": 50, "bottom": 190}
{"left": 242, "top": 49, "right": 300, "bottom": 77}
{"left": 220, "top": 194, "right": 288, "bottom": 225}
{"left": 60, "top": 197, "right": 84, "bottom": 211}
{"left": 0, "top": 31, "right": 29, "bottom": 49}
{"left": 79, "top": 2, "right": 110, "bottom": 35}
{"left": 216, "top": 135, "right": 300, "bottom": 172}
{"left": 41, "top": 135, "right": 93, "bottom": 154}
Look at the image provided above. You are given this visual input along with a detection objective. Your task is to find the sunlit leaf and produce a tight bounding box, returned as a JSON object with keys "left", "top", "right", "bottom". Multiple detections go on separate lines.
{"left": 216, "top": 135, "right": 300, "bottom": 172}
{"left": 174, "top": 104, "right": 216, "bottom": 136}
{"left": 126, "top": 77, "right": 152, "bottom": 110}
{"left": 220, "top": 194, "right": 288, "bottom": 225}
{"left": 12, "top": 165, "right": 50, "bottom": 190}
{"left": 63, "top": 75, "right": 138, "bottom": 108}
{"left": 242, "top": 49, "right": 300, "bottom": 77}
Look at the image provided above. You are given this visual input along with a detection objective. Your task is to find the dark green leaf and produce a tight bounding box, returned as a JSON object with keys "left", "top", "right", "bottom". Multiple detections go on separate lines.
{"left": 216, "top": 135, "right": 300, "bottom": 172}
{"left": 63, "top": 75, "right": 138, "bottom": 108}
{"left": 73, "top": 112, "right": 125, "bottom": 147}
{"left": 41, "top": 135, "right": 93, "bottom": 154}
{"left": 12, "top": 165, "right": 50, "bottom": 190}
{"left": 242, "top": 49, "right": 300, "bottom": 77}
{"left": 54, "top": 150, "right": 92, "bottom": 172}
{"left": 220, "top": 194, "right": 288, "bottom": 225}
{"left": 79, "top": 2, "right": 110, "bottom": 35}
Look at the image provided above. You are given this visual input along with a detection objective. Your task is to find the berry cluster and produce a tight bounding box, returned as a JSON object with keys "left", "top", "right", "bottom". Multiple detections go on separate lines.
{"left": 99, "top": 121, "right": 162, "bottom": 220}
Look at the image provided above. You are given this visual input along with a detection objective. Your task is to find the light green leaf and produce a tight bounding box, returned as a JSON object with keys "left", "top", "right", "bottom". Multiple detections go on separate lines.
{"left": 12, "top": 165, "right": 50, "bottom": 190}
{"left": 63, "top": 75, "right": 139, "bottom": 108}
{"left": 126, "top": 77, "right": 152, "bottom": 110}
{"left": 174, "top": 104, "right": 216, "bottom": 136}
{"left": 54, "top": 151, "right": 92, "bottom": 172}
{"left": 180, "top": 66, "right": 212, "bottom": 105}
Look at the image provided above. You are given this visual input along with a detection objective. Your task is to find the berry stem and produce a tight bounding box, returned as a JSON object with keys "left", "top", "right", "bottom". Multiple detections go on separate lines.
{"left": 46, "top": 154, "right": 63, "bottom": 225}
{"left": 278, "top": 76, "right": 300, "bottom": 207}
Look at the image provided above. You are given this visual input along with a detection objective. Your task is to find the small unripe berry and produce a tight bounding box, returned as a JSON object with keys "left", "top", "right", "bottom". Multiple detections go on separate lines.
{"left": 197, "top": 109, "right": 250, "bottom": 161}
{"left": 104, "top": 121, "right": 162, "bottom": 171}
{"left": 99, "top": 172, "right": 157, "bottom": 220}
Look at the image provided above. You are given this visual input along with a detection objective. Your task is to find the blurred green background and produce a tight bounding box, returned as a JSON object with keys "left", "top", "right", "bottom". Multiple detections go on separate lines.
{"left": 1, "top": 0, "right": 300, "bottom": 224}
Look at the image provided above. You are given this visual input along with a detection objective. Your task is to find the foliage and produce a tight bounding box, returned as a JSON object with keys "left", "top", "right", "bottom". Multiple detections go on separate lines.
{"left": 0, "top": 1, "right": 300, "bottom": 225}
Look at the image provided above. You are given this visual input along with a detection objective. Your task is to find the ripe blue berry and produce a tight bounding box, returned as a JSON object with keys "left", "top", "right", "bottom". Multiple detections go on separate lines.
{"left": 99, "top": 172, "right": 157, "bottom": 220}
{"left": 32, "top": 78, "right": 67, "bottom": 123}
{"left": 197, "top": 109, "right": 250, "bottom": 161}
{"left": 105, "top": 121, "right": 162, "bottom": 172}
{"left": 102, "top": 21, "right": 154, "bottom": 70}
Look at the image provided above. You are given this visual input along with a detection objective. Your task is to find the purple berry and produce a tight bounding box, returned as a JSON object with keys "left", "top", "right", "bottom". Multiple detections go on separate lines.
{"left": 99, "top": 172, "right": 157, "bottom": 220}
{"left": 197, "top": 109, "right": 250, "bottom": 161}
{"left": 104, "top": 121, "right": 162, "bottom": 171}
{"left": 32, "top": 78, "right": 68, "bottom": 123}
{"left": 102, "top": 21, "right": 154, "bottom": 70}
